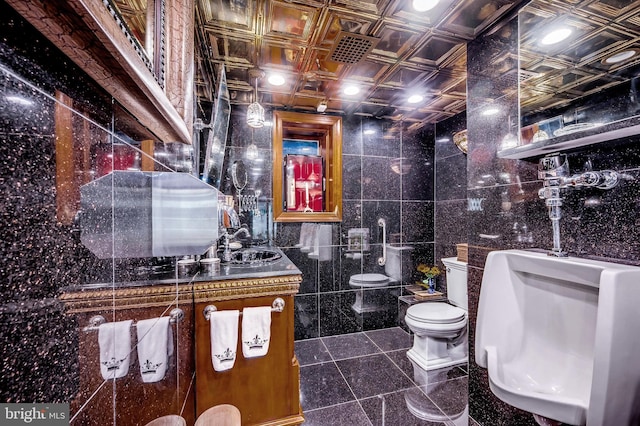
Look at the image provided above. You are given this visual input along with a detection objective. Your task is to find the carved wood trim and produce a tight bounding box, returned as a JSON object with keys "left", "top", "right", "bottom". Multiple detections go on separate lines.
{"left": 60, "top": 284, "right": 194, "bottom": 313}
{"left": 6, "top": 0, "right": 191, "bottom": 143}
{"left": 193, "top": 275, "right": 302, "bottom": 302}
{"left": 60, "top": 274, "right": 302, "bottom": 312}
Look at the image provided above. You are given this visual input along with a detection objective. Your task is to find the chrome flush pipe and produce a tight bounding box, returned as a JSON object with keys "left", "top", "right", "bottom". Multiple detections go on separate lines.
{"left": 538, "top": 154, "right": 621, "bottom": 257}
{"left": 538, "top": 155, "right": 567, "bottom": 256}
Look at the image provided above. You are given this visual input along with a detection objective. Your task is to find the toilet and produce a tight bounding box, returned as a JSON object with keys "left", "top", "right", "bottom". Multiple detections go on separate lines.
{"left": 349, "top": 245, "right": 412, "bottom": 313}
{"left": 405, "top": 257, "right": 468, "bottom": 371}
{"left": 404, "top": 386, "right": 468, "bottom": 425}
{"left": 404, "top": 360, "right": 468, "bottom": 424}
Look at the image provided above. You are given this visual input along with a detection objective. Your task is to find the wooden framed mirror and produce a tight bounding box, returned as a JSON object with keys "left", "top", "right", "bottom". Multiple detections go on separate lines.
{"left": 273, "top": 111, "right": 342, "bottom": 222}
{"left": 7, "top": 0, "right": 192, "bottom": 144}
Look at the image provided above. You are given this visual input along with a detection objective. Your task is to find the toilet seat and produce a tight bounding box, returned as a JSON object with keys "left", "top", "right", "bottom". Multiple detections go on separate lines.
{"left": 349, "top": 273, "right": 390, "bottom": 288}
{"left": 406, "top": 302, "right": 466, "bottom": 324}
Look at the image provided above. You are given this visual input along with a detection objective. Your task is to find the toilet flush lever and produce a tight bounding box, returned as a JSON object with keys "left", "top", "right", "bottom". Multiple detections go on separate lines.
{"left": 378, "top": 218, "right": 386, "bottom": 266}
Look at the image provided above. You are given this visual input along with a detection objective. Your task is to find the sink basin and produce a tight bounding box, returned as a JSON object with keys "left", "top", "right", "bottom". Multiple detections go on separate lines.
{"left": 228, "top": 247, "right": 282, "bottom": 266}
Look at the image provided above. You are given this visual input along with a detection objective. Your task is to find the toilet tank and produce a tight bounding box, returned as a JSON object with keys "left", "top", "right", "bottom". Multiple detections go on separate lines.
{"left": 385, "top": 245, "right": 413, "bottom": 282}
{"left": 441, "top": 257, "right": 467, "bottom": 310}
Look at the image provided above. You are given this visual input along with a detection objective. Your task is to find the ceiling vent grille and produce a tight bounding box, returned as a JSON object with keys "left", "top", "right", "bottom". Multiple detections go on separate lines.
{"left": 329, "top": 32, "right": 379, "bottom": 64}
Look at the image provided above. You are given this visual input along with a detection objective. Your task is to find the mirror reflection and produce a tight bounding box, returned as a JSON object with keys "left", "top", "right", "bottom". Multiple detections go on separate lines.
{"left": 519, "top": 0, "right": 640, "bottom": 142}
{"left": 106, "top": 0, "right": 164, "bottom": 82}
{"left": 202, "top": 67, "right": 231, "bottom": 189}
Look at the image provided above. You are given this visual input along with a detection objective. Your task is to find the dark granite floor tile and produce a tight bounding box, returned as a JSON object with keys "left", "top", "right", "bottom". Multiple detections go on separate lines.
{"left": 360, "top": 387, "right": 446, "bottom": 426}
{"left": 319, "top": 292, "right": 363, "bottom": 336}
{"left": 321, "top": 332, "right": 381, "bottom": 360}
{"left": 421, "top": 376, "right": 468, "bottom": 423}
{"left": 300, "top": 362, "right": 356, "bottom": 411}
{"left": 303, "top": 401, "right": 372, "bottom": 426}
{"left": 295, "top": 338, "right": 331, "bottom": 366}
{"left": 385, "top": 349, "right": 415, "bottom": 379}
{"left": 365, "top": 327, "right": 412, "bottom": 352}
{"left": 385, "top": 350, "right": 466, "bottom": 387}
{"left": 469, "top": 416, "right": 481, "bottom": 426}
{"left": 336, "top": 353, "right": 414, "bottom": 399}
{"left": 294, "top": 294, "right": 319, "bottom": 340}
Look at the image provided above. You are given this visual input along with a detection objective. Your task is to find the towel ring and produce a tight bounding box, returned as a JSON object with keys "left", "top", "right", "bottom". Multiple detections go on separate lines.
{"left": 203, "top": 297, "right": 285, "bottom": 321}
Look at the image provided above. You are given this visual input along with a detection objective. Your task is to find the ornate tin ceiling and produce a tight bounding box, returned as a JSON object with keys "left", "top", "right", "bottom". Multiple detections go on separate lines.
{"left": 194, "top": 0, "right": 523, "bottom": 131}
{"left": 519, "top": 0, "right": 640, "bottom": 116}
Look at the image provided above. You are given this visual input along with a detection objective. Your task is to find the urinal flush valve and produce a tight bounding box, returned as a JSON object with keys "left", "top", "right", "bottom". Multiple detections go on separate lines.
{"left": 538, "top": 154, "right": 570, "bottom": 257}
{"left": 538, "top": 154, "right": 621, "bottom": 257}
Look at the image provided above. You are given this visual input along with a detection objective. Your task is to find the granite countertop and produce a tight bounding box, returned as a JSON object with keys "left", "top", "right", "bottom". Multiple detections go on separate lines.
{"left": 63, "top": 247, "right": 302, "bottom": 291}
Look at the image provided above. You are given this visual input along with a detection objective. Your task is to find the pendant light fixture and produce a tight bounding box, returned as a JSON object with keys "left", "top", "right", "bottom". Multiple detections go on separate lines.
{"left": 246, "top": 69, "right": 265, "bottom": 128}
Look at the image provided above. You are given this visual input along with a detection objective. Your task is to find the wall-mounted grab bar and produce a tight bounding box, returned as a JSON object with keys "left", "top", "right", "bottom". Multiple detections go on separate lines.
{"left": 203, "top": 297, "right": 285, "bottom": 321}
{"left": 378, "top": 218, "right": 386, "bottom": 266}
{"left": 83, "top": 308, "right": 185, "bottom": 332}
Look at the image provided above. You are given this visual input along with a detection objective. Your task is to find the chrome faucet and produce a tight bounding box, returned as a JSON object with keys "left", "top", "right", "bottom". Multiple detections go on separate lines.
{"left": 220, "top": 226, "right": 251, "bottom": 262}
{"left": 538, "top": 154, "right": 620, "bottom": 257}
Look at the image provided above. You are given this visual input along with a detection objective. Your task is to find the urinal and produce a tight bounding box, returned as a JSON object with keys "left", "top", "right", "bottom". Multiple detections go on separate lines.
{"left": 475, "top": 249, "right": 640, "bottom": 426}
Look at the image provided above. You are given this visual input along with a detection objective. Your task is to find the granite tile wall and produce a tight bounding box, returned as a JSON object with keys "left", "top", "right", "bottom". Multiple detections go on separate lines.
{"left": 0, "top": 2, "right": 110, "bottom": 404}
{"left": 0, "top": 3, "right": 194, "bottom": 423}
{"left": 466, "top": 13, "right": 640, "bottom": 426}
{"left": 434, "top": 112, "right": 468, "bottom": 277}
{"left": 223, "top": 115, "right": 437, "bottom": 340}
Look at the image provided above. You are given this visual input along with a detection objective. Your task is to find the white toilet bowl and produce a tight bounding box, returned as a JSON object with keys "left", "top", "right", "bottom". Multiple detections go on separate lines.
{"left": 404, "top": 359, "right": 468, "bottom": 425}
{"left": 404, "top": 387, "right": 468, "bottom": 426}
{"left": 405, "top": 257, "right": 468, "bottom": 371}
{"left": 349, "top": 273, "right": 391, "bottom": 313}
{"left": 349, "top": 245, "right": 412, "bottom": 313}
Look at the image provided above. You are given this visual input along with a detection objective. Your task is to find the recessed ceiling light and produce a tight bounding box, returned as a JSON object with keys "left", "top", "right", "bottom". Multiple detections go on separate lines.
{"left": 604, "top": 50, "right": 637, "bottom": 64}
{"left": 407, "top": 94, "right": 424, "bottom": 104}
{"left": 343, "top": 85, "right": 360, "bottom": 96}
{"left": 363, "top": 129, "right": 375, "bottom": 135}
{"left": 5, "top": 95, "right": 33, "bottom": 106}
{"left": 267, "top": 73, "right": 285, "bottom": 86}
{"left": 541, "top": 28, "right": 572, "bottom": 46}
{"left": 412, "top": 0, "right": 440, "bottom": 12}
{"left": 482, "top": 107, "right": 500, "bottom": 116}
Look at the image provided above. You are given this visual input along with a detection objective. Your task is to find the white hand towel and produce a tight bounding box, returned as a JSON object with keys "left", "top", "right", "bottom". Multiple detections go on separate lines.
{"left": 136, "top": 316, "right": 173, "bottom": 383}
{"left": 98, "top": 320, "right": 133, "bottom": 380}
{"left": 209, "top": 310, "right": 239, "bottom": 372}
{"left": 297, "top": 223, "right": 313, "bottom": 252}
{"left": 309, "top": 224, "right": 332, "bottom": 261}
{"left": 242, "top": 306, "right": 272, "bottom": 358}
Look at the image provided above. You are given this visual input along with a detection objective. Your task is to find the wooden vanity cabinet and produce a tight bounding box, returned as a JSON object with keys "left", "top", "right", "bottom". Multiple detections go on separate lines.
{"left": 193, "top": 275, "right": 303, "bottom": 426}
{"left": 60, "top": 284, "right": 196, "bottom": 426}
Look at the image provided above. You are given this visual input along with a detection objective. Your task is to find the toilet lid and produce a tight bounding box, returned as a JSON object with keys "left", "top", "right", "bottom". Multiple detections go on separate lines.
{"left": 350, "top": 273, "right": 389, "bottom": 284}
{"left": 406, "top": 302, "right": 466, "bottom": 324}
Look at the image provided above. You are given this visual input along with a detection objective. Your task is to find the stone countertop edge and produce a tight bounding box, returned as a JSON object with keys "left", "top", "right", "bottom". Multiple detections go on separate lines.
{"left": 61, "top": 247, "right": 303, "bottom": 292}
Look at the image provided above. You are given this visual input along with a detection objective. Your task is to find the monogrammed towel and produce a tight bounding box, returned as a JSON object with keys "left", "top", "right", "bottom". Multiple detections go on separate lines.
{"left": 242, "top": 306, "right": 271, "bottom": 358}
{"left": 136, "top": 316, "right": 173, "bottom": 383}
{"left": 209, "top": 310, "right": 239, "bottom": 372}
{"left": 98, "top": 320, "right": 133, "bottom": 380}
